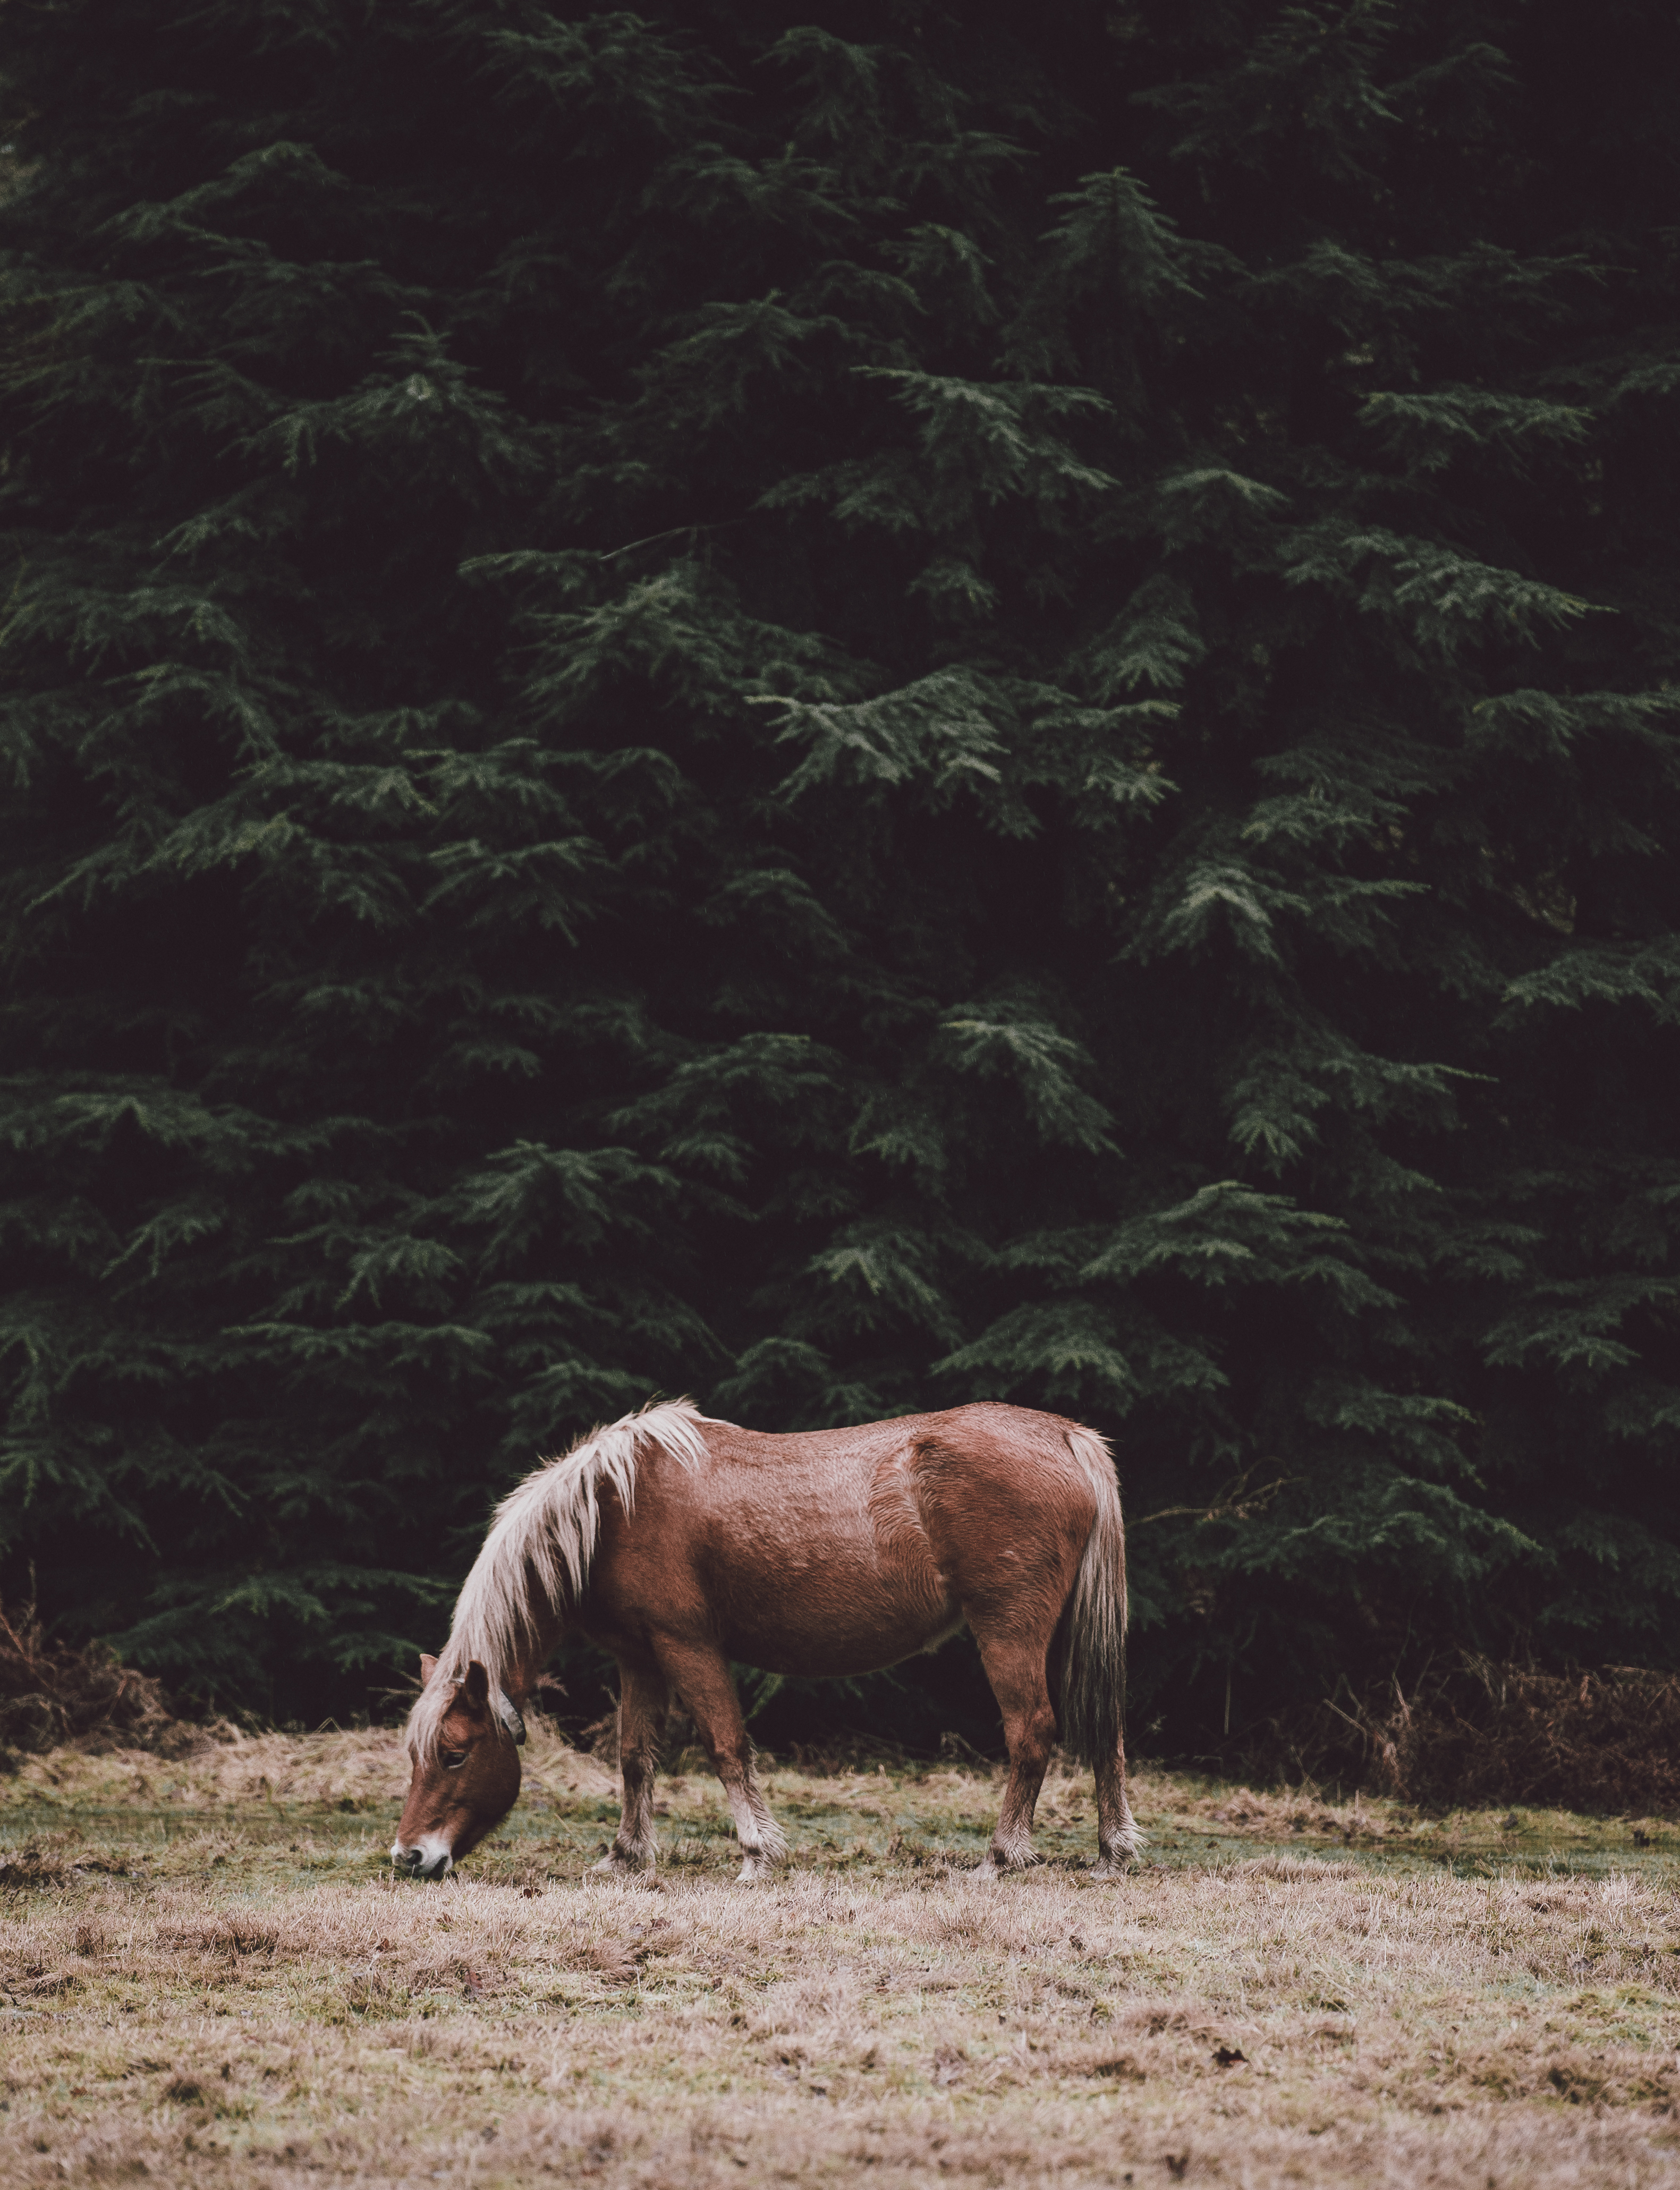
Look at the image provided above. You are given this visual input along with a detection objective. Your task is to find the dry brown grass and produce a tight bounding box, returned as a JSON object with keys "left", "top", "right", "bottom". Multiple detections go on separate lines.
{"left": 4, "top": 1728, "right": 1680, "bottom": 2186}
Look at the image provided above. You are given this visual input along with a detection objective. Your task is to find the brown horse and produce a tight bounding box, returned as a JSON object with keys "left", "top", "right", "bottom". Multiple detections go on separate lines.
{"left": 394, "top": 1399, "right": 1139, "bottom": 1883}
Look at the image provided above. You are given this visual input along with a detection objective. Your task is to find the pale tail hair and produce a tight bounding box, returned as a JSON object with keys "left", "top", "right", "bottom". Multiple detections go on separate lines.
{"left": 406, "top": 1398, "right": 710, "bottom": 1760}
{"left": 1057, "top": 1424, "right": 1127, "bottom": 1768}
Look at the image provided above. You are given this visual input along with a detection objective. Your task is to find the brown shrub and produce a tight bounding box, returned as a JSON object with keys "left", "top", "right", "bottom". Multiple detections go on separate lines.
{"left": 1249, "top": 1655, "right": 1680, "bottom": 1813}
{"left": 0, "top": 1597, "right": 189, "bottom": 1761}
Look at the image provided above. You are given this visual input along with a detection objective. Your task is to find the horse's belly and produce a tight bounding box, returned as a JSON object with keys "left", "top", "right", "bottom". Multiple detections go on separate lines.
{"left": 715, "top": 1539, "right": 960, "bottom": 1675}
{"left": 723, "top": 1604, "right": 959, "bottom": 1679}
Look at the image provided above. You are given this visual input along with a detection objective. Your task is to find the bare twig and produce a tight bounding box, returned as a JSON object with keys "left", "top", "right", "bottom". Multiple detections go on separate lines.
{"left": 1131, "top": 1467, "right": 1301, "bottom": 1530}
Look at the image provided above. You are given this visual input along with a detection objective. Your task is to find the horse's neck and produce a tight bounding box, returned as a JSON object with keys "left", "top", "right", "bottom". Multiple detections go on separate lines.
{"left": 502, "top": 1582, "right": 566, "bottom": 1701}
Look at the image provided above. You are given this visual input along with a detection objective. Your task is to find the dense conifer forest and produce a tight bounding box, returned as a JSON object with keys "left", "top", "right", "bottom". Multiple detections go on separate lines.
{"left": 2, "top": 0, "right": 1677, "bottom": 1753}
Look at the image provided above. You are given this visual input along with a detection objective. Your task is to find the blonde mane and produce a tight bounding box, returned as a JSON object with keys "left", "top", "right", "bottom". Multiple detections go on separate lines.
{"left": 406, "top": 1398, "right": 711, "bottom": 1760}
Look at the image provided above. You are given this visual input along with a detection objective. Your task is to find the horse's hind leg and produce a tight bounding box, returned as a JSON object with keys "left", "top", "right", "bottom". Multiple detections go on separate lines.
{"left": 597, "top": 1661, "right": 668, "bottom": 1875}
{"left": 1093, "top": 1736, "right": 1142, "bottom": 1878}
{"left": 654, "top": 1639, "right": 787, "bottom": 1883}
{"left": 970, "top": 1627, "right": 1058, "bottom": 1877}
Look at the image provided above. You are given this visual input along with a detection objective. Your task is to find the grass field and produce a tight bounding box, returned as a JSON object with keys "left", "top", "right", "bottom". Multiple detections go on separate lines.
{"left": 4, "top": 1727, "right": 1680, "bottom": 2187}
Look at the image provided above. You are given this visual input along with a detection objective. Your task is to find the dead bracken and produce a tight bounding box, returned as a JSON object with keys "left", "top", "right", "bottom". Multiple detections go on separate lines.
{"left": 0, "top": 1601, "right": 193, "bottom": 1764}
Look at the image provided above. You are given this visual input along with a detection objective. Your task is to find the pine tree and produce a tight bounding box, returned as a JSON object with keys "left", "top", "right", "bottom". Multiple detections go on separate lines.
{"left": 3, "top": 0, "right": 1677, "bottom": 1748}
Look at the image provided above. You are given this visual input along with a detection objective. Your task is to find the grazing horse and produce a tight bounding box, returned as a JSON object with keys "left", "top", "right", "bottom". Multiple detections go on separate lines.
{"left": 394, "top": 1399, "right": 1139, "bottom": 1883}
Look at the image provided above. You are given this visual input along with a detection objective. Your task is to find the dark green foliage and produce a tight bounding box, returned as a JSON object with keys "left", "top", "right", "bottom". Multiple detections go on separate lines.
{"left": 3, "top": 0, "right": 1677, "bottom": 1750}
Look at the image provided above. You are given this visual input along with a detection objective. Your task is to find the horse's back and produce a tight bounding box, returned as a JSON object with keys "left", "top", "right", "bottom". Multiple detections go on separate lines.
{"left": 697, "top": 1401, "right": 1084, "bottom": 1470}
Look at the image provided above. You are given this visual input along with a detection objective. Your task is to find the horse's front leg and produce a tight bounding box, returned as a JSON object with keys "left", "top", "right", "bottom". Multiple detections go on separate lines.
{"left": 596, "top": 1661, "right": 668, "bottom": 1875}
{"left": 654, "top": 1639, "right": 787, "bottom": 1884}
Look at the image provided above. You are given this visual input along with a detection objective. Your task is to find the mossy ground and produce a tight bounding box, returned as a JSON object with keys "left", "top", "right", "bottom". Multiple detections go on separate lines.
{"left": 4, "top": 1729, "right": 1679, "bottom": 2185}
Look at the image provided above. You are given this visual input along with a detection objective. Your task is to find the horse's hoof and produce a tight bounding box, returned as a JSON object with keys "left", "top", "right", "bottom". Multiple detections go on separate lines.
{"left": 976, "top": 1848, "right": 1038, "bottom": 1879}
{"left": 593, "top": 1851, "right": 654, "bottom": 1879}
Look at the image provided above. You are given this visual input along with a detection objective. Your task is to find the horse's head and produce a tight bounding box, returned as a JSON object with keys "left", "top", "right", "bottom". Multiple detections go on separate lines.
{"left": 393, "top": 1654, "right": 524, "bottom": 1879}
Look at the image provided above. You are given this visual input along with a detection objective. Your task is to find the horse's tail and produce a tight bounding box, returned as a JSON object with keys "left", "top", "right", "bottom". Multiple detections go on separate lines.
{"left": 1054, "top": 1424, "right": 1127, "bottom": 1767}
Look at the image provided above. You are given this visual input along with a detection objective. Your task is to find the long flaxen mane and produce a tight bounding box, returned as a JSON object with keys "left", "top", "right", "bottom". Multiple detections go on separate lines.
{"left": 406, "top": 1398, "right": 711, "bottom": 1760}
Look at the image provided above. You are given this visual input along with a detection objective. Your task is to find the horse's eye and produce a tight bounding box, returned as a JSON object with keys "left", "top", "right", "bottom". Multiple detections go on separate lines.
{"left": 441, "top": 1747, "right": 469, "bottom": 1770}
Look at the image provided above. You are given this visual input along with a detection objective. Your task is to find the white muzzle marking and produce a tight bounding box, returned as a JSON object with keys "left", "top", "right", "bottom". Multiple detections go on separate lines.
{"left": 392, "top": 1834, "right": 453, "bottom": 1880}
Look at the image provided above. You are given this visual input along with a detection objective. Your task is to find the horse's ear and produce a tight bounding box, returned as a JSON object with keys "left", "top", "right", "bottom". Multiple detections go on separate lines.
{"left": 462, "top": 1660, "right": 490, "bottom": 1711}
{"left": 419, "top": 1653, "right": 438, "bottom": 1687}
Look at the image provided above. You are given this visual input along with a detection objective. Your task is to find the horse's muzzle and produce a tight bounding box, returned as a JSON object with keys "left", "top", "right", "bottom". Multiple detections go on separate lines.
{"left": 391, "top": 1838, "right": 453, "bottom": 1881}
